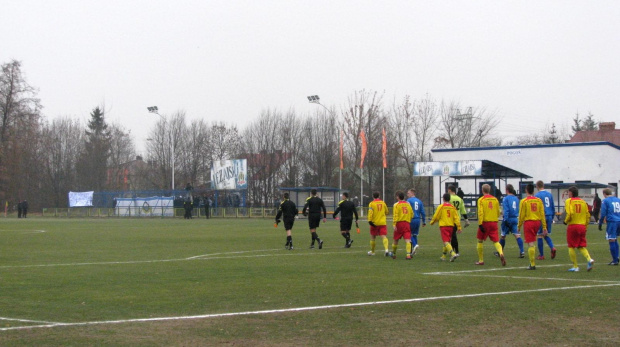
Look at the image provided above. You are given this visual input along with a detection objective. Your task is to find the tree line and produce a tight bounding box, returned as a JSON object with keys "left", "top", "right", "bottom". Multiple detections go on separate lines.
{"left": 1, "top": 60, "right": 596, "bottom": 211}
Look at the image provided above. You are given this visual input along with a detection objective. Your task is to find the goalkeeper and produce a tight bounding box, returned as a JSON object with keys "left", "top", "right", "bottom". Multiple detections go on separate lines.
{"left": 275, "top": 192, "right": 299, "bottom": 250}
{"left": 448, "top": 185, "right": 470, "bottom": 257}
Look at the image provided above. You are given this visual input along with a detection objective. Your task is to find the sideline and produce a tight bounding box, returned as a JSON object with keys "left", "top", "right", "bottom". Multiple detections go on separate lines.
{"left": 1, "top": 283, "right": 619, "bottom": 332}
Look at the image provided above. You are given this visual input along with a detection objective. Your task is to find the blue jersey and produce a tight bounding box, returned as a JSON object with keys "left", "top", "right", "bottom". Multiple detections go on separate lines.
{"left": 407, "top": 197, "right": 426, "bottom": 220}
{"left": 502, "top": 195, "right": 519, "bottom": 220}
{"left": 535, "top": 190, "right": 555, "bottom": 216}
{"left": 600, "top": 196, "right": 620, "bottom": 224}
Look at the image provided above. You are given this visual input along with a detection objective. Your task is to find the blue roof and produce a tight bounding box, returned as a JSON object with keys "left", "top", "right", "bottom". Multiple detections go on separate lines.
{"left": 431, "top": 141, "right": 620, "bottom": 153}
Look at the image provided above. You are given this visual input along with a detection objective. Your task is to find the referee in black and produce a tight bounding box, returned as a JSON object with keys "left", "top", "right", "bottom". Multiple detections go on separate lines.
{"left": 275, "top": 193, "right": 298, "bottom": 250}
{"left": 333, "top": 192, "right": 359, "bottom": 248}
{"left": 302, "top": 189, "right": 327, "bottom": 249}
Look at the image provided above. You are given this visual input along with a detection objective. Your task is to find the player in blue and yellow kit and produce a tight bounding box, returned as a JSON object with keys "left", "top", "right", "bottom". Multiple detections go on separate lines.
{"left": 406, "top": 188, "right": 425, "bottom": 256}
{"left": 535, "top": 181, "right": 557, "bottom": 260}
{"left": 599, "top": 188, "right": 620, "bottom": 265}
{"left": 564, "top": 186, "right": 594, "bottom": 272}
{"left": 498, "top": 184, "right": 525, "bottom": 258}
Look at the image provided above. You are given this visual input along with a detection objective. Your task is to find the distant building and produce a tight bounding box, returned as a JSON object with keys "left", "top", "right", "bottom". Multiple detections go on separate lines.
{"left": 569, "top": 122, "right": 620, "bottom": 146}
{"left": 106, "top": 156, "right": 150, "bottom": 191}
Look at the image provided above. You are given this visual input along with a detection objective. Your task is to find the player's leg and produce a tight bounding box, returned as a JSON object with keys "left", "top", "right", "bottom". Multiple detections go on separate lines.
{"left": 369, "top": 233, "right": 377, "bottom": 255}
{"left": 476, "top": 226, "right": 485, "bottom": 265}
{"left": 410, "top": 220, "right": 420, "bottom": 255}
{"left": 450, "top": 226, "right": 459, "bottom": 255}
{"left": 544, "top": 215, "right": 556, "bottom": 258}
{"left": 607, "top": 223, "right": 619, "bottom": 264}
{"left": 286, "top": 229, "right": 293, "bottom": 250}
{"left": 403, "top": 226, "right": 412, "bottom": 259}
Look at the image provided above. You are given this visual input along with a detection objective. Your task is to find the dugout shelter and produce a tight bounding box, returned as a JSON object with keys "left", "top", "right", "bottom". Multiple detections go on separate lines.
{"left": 426, "top": 141, "right": 620, "bottom": 210}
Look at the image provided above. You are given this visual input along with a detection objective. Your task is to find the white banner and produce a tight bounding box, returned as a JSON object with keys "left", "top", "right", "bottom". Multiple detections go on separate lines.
{"left": 115, "top": 197, "right": 174, "bottom": 217}
{"left": 211, "top": 159, "right": 248, "bottom": 190}
{"left": 68, "top": 191, "right": 94, "bottom": 207}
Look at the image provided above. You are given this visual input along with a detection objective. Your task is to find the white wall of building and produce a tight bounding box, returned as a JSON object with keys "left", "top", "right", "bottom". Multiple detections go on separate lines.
{"left": 428, "top": 142, "right": 620, "bottom": 208}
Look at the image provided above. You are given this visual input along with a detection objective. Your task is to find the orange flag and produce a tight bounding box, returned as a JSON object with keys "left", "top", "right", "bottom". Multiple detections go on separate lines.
{"left": 360, "top": 130, "right": 367, "bottom": 168}
{"left": 339, "top": 130, "right": 344, "bottom": 170}
{"left": 382, "top": 128, "right": 387, "bottom": 168}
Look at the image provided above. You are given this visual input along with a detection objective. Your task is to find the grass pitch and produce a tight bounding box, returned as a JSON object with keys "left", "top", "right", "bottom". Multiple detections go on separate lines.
{"left": 0, "top": 217, "right": 618, "bottom": 346}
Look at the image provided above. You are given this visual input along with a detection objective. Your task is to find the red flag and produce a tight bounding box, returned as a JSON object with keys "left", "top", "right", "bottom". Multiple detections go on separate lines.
{"left": 382, "top": 128, "right": 387, "bottom": 168}
{"left": 360, "top": 130, "right": 367, "bottom": 168}
{"left": 339, "top": 130, "right": 344, "bottom": 170}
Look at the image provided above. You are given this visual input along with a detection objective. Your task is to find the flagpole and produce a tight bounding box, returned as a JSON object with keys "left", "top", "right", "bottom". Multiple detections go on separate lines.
{"left": 382, "top": 168, "right": 385, "bottom": 202}
{"left": 360, "top": 166, "right": 364, "bottom": 217}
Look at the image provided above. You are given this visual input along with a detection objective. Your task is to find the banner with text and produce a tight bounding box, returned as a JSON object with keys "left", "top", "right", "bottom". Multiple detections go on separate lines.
{"left": 211, "top": 159, "right": 248, "bottom": 190}
{"left": 68, "top": 191, "right": 94, "bottom": 207}
{"left": 115, "top": 197, "right": 173, "bottom": 217}
{"left": 413, "top": 161, "right": 483, "bottom": 176}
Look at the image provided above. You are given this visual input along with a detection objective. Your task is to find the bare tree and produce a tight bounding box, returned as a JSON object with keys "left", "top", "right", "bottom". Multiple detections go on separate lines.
{"left": 39, "top": 117, "right": 83, "bottom": 206}
{"left": 106, "top": 123, "right": 136, "bottom": 190}
{"left": 435, "top": 101, "right": 500, "bottom": 149}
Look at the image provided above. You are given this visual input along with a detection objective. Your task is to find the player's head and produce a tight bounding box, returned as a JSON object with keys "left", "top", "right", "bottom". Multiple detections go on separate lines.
{"left": 536, "top": 180, "right": 544, "bottom": 190}
{"left": 568, "top": 186, "right": 579, "bottom": 198}
{"left": 602, "top": 188, "right": 613, "bottom": 197}
{"left": 342, "top": 192, "right": 349, "bottom": 199}
{"left": 396, "top": 191, "right": 405, "bottom": 201}
{"left": 481, "top": 184, "right": 491, "bottom": 194}
{"left": 447, "top": 185, "right": 456, "bottom": 193}
{"left": 373, "top": 191, "right": 380, "bottom": 199}
{"left": 443, "top": 193, "right": 451, "bottom": 202}
{"left": 311, "top": 189, "right": 317, "bottom": 196}
{"left": 525, "top": 183, "right": 534, "bottom": 195}
{"left": 407, "top": 188, "right": 415, "bottom": 197}
{"left": 506, "top": 184, "right": 516, "bottom": 195}
{"left": 283, "top": 192, "right": 289, "bottom": 199}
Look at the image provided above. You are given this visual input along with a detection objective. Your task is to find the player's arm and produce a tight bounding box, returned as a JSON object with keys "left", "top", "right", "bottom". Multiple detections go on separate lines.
{"left": 539, "top": 200, "right": 548, "bottom": 234}
{"left": 392, "top": 203, "right": 399, "bottom": 227}
{"left": 275, "top": 207, "right": 283, "bottom": 221}
{"left": 517, "top": 199, "right": 525, "bottom": 231}
{"left": 584, "top": 202, "right": 591, "bottom": 227}
{"left": 353, "top": 203, "right": 359, "bottom": 221}
{"left": 563, "top": 199, "right": 571, "bottom": 225}
{"left": 420, "top": 202, "right": 426, "bottom": 225}
{"left": 453, "top": 207, "right": 462, "bottom": 232}
{"left": 430, "top": 205, "right": 441, "bottom": 225}
{"left": 477, "top": 197, "right": 484, "bottom": 225}
{"left": 333, "top": 203, "right": 341, "bottom": 219}
{"left": 321, "top": 200, "right": 327, "bottom": 219}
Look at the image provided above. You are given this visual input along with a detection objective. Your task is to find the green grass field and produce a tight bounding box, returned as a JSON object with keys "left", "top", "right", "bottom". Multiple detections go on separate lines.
{"left": 0, "top": 217, "right": 618, "bottom": 346}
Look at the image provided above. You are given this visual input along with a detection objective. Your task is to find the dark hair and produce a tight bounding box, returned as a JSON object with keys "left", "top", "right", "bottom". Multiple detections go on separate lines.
{"left": 373, "top": 192, "right": 380, "bottom": 199}
{"left": 311, "top": 189, "right": 317, "bottom": 195}
{"left": 525, "top": 184, "right": 534, "bottom": 195}
{"left": 343, "top": 192, "right": 349, "bottom": 198}
{"left": 447, "top": 185, "right": 456, "bottom": 193}
{"left": 283, "top": 193, "right": 289, "bottom": 199}
{"left": 506, "top": 184, "right": 516, "bottom": 195}
{"left": 396, "top": 191, "right": 405, "bottom": 200}
{"left": 443, "top": 193, "right": 451, "bottom": 202}
{"left": 568, "top": 186, "right": 579, "bottom": 198}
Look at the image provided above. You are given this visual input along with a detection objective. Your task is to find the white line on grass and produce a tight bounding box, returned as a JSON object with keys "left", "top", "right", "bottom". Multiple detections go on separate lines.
{"left": 186, "top": 249, "right": 283, "bottom": 259}
{"left": 423, "top": 263, "right": 568, "bottom": 274}
{"left": 434, "top": 274, "right": 620, "bottom": 284}
{"left": 0, "top": 249, "right": 358, "bottom": 269}
{"left": 0, "top": 317, "right": 60, "bottom": 324}
{"left": 1, "top": 283, "right": 619, "bottom": 332}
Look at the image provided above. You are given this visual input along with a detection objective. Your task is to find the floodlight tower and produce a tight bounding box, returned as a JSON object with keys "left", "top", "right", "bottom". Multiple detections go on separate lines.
{"left": 148, "top": 106, "right": 175, "bottom": 191}
{"left": 307, "top": 95, "right": 342, "bottom": 192}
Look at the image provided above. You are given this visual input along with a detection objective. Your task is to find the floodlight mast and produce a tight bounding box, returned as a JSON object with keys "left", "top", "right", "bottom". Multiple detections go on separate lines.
{"left": 148, "top": 106, "right": 175, "bottom": 191}
{"left": 307, "top": 95, "right": 341, "bottom": 192}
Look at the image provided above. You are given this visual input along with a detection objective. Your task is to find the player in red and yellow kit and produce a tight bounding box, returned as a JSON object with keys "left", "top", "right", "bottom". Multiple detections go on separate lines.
{"left": 564, "top": 186, "right": 594, "bottom": 272}
{"left": 430, "top": 193, "right": 461, "bottom": 262}
{"left": 391, "top": 191, "right": 414, "bottom": 260}
{"left": 476, "top": 184, "right": 506, "bottom": 266}
{"left": 367, "top": 192, "right": 390, "bottom": 256}
{"left": 518, "top": 183, "right": 547, "bottom": 270}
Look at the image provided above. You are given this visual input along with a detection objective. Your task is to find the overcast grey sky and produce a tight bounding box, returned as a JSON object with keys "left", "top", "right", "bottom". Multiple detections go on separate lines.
{"left": 3, "top": 0, "right": 619, "bottom": 154}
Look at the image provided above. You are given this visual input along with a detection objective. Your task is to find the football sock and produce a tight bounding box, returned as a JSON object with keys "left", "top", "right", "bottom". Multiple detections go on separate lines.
{"left": 382, "top": 237, "right": 389, "bottom": 252}
{"left": 529, "top": 246, "right": 536, "bottom": 266}
{"left": 442, "top": 245, "right": 447, "bottom": 254}
{"left": 370, "top": 240, "right": 376, "bottom": 253}
{"left": 517, "top": 238, "right": 524, "bottom": 253}
{"left": 311, "top": 232, "right": 317, "bottom": 245}
{"left": 445, "top": 243, "right": 454, "bottom": 256}
{"left": 346, "top": 232, "right": 351, "bottom": 241}
{"left": 411, "top": 235, "right": 418, "bottom": 247}
{"left": 342, "top": 233, "right": 348, "bottom": 241}
{"left": 537, "top": 238, "right": 544, "bottom": 256}
{"left": 493, "top": 242, "right": 503, "bottom": 255}
{"left": 499, "top": 238, "right": 506, "bottom": 250}
{"left": 392, "top": 244, "right": 398, "bottom": 254}
{"left": 609, "top": 242, "right": 615, "bottom": 261}
{"left": 406, "top": 242, "right": 412, "bottom": 254}
{"left": 578, "top": 247, "right": 591, "bottom": 262}
{"left": 614, "top": 241, "right": 619, "bottom": 261}
{"left": 544, "top": 235, "right": 555, "bottom": 250}
{"left": 477, "top": 242, "right": 484, "bottom": 262}
{"left": 287, "top": 235, "right": 292, "bottom": 243}
{"left": 568, "top": 248, "right": 578, "bottom": 268}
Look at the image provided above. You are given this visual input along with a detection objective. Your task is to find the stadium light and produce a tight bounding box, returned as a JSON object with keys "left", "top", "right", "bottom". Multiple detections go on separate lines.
{"left": 307, "top": 95, "right": 342, "bottom": 192}
{"left": 147, "top": 106, "right": 175, "bottom": 191}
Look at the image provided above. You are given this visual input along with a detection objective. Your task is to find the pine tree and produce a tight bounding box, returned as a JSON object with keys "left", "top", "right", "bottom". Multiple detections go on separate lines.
{"left": 571, "top": 112, "right": 583, "bottom": 134}
{"left": 76, "top": 106, "right": 111, "bottom": 191}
